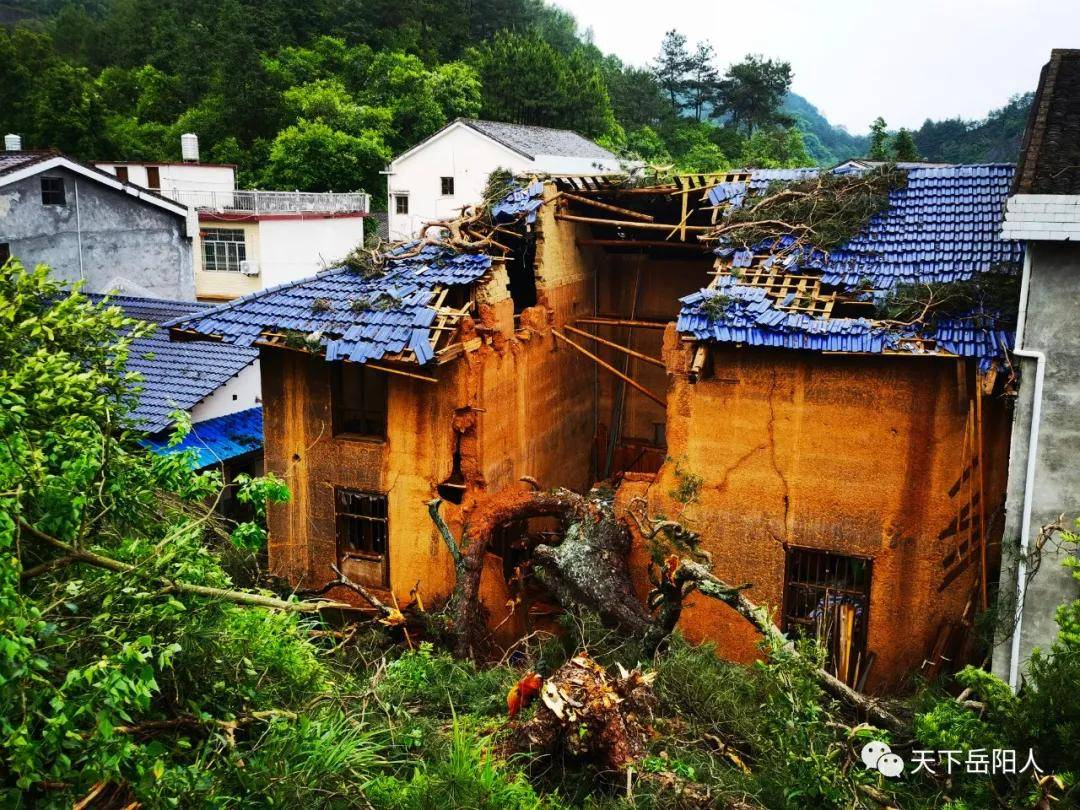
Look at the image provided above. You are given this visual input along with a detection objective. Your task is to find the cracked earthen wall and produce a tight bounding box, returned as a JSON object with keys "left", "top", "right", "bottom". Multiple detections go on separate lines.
{"left": 618, "top": 333, "right": 1011, "bottom": 693}
{"left": 263, "top": 184, "right": 601, "bottom": 617}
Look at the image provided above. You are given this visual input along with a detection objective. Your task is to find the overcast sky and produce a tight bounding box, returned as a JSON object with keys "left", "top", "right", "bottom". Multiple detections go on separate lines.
{"left": 551, "top": 0, "right": 1074, "bottom": 134}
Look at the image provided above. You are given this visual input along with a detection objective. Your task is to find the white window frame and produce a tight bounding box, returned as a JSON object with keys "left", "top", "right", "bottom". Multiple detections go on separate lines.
{"left": 202, "top": 227, "right": 247, "bottom": 273}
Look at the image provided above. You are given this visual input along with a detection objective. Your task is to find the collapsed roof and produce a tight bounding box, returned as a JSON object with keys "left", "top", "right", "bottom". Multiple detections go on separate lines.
{"left": 168, "top": 182, "right": 545, "bottom": 367}
{"left": 170, "top": 165, "right": 1022, "bottom": 373}
{"left": 677, "top": 165, "right": 1022, "bottom": 369}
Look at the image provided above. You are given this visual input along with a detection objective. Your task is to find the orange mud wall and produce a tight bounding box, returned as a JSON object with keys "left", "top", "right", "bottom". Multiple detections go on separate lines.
{"left": 592, "top": 254, "right": 712, "bottom": 473}
{"left": 263, "top": 186, "right": 603, "bottom": 630}
{"left": 619, "top": 335, "right": 1011, "bottom": 693}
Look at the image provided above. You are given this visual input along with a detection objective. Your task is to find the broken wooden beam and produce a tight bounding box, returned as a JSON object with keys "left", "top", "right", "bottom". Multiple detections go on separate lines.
{"left": 574, "top": 317, "right": 670, "bottom": 330}
{"left": 365, "top": 362, "right": 438, "bottom": 383}
{"left": 552, "top": 330, "right": 665, "bottom": 406}
{"left": 563, "top": 324, "right": 665, "bottom": 369}
{"left": 575, "top": 239, "right": 711, "bottom": 251}
{"left": 560, "top": 191, "right": 655, "bottom": 221}
{"left": 555, "top": 213, "right": 712, "bottom": 233}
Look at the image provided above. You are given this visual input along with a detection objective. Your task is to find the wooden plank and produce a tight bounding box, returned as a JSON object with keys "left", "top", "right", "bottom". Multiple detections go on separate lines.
{"left": 561, "top": 191, "right": 655, "bottom": 221}
{"left": 365, "top": 362, "right": 438, "bottom": 383}
{"left": 552, "top": 330, "right": 666, "bottom": 406}
{"left": 975, "top": 383, "right": 989, "bottom": 610}
{"left": 575, "top": 238, "right": 710, "bottom": 251}
{"left": 563, "top": 323, "right": 666, "bottom": 368}
{"left": 574, "top": 316, "right": 670, "bottom": 329}
{"left": 555, "top": 213, "right": 712, "bottom": 233}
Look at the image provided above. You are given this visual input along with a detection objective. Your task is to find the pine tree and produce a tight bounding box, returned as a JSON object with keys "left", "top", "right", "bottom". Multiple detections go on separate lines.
{"left": 685, "top": 40, "right": 720, "bottom": 122}
{"left": 652, "top": 30, "right": 691, "bottom": 115}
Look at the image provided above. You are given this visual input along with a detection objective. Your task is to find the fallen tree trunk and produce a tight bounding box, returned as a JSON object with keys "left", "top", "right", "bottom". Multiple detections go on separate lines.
{"left": 17, "top": 518, "right": 351, "bottom": 614}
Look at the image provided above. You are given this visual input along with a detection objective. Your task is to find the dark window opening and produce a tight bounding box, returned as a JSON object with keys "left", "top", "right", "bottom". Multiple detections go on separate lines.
{"left": 336, "top": 489, "right": 388, "bottom": 587}
{"left": 0, "top": 243, "right": 9, "bottom": 265}
{"left": 440, "top": 176, "right": 455, "bottom": 196}
{"left": 394, "top": 194, "right": 409, "bottom": 215}
{"left": 507, "top": 233, "right": 538, "bottom": 313}
{"left": 40, "top": 177, "right": 65, "bottom": 206}
{"left": 115, "top": 166, "right": 129, "bottom": 183}
{"left": 782, "top": 548, "right": 872, "bottom": 687}
{"left": 331, "top": 362, "right": 387, "bottom": 439}
{"left": 146, "top": 166, "right": 161, "bottom": 190}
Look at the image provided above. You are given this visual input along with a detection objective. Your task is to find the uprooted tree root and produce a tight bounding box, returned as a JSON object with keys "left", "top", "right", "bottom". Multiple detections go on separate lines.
{"left": 427, "top": 482, "right": 905, "bottom": 733}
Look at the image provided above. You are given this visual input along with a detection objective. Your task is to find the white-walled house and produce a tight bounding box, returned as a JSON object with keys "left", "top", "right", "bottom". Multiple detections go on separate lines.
{"left": 95, "top": 136, "right": 371, "bottom": 301}
{"left": 384, "top": 118, "right": 622, "bottom": 240}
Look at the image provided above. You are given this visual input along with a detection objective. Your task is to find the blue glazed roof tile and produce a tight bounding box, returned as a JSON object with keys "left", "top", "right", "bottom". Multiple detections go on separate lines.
{"left": 144, "top": 407, "right": 263, "bottom": 469}
{"left": 679, "top": 165, "right": 1024, "bottom": 368}
{"left": 169, "top": 243, "right": 494, "bottom": 367}
{"left": 87, "top": 294, "right": 259, "bottom": 434}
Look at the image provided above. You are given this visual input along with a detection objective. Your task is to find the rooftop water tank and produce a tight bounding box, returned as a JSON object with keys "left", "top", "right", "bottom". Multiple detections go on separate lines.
{"left": 4, "top": 134, "right": 22, "bottom": 151}
{"left": 181, "top": 133, "right": 199, "bottom": 163}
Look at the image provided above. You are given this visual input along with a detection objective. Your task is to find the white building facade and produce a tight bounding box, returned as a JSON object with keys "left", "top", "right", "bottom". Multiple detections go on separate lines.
{"left": 384, "top": 119, "right": 623, "bottom": 240}
{"left": 95, "top": 137, "right": 370, "bottom": 301}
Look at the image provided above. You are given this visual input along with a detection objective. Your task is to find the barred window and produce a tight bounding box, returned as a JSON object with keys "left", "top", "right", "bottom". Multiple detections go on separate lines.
{"left": 336, "top": 489, "right": 388, "bottom": 560}
{"left": 783, "top": 548, "right": 872, "bottom": 687}
{"left": 202, "top": 228, "right": 247, "bottom": 273}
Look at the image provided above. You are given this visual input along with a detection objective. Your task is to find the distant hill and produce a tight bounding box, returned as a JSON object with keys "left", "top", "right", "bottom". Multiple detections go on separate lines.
{"left": 913, "top": 93, "right": 1033, "bottom": 164}
{"left": 783, "top": 93, "right": 869, "bottom": 165}
{"left": 783, "top": 91, "right": 1033, "bottom": 167}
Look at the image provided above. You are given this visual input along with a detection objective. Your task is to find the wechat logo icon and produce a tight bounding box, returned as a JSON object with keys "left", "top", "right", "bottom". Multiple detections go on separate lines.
{"left": 861, "top": 741, "right": 904, "bottom": 778}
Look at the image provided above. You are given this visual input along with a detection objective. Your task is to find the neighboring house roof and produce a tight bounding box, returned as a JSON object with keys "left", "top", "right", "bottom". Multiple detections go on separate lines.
{"left": 1013, "top": 49, "right": 1080, "bottom": 195}
{"left": 678, "top": 164, "right": 1023, "bottom": 369}
{"left": 144, "top": 406, "right": 263, "bottom": 469}
{"left": 0, "top": 151, "right": 190, "bottom": 218}
{"left": 86, "top": 294, "right": 260, "bottom": 433}
{"left": 460, "top": 119, "right": 618, "bottom": 161}
{"left": 389, "top": 118, "right": 619, "bottom": 166}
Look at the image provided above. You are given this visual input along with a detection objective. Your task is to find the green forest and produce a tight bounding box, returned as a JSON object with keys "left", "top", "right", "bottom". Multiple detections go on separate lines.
{"left": 1, "top": 0, "right": 1033, "bottom": 205}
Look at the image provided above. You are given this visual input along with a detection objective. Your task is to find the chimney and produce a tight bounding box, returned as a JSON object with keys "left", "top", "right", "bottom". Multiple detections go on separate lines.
{"left": 4, "top": 134, "right": 22, "bottom": 151}
{"left": 180, "top": 133, "right": 200, "bottom": 163}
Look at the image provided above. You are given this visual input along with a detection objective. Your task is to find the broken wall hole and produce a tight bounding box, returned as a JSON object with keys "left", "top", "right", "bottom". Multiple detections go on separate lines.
{"left": 507, "top": 231, "right": 538, "bottom": 312}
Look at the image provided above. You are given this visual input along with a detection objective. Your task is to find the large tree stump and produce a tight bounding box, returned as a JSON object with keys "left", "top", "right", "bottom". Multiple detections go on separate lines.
{"left": 513, "top": 651, "right": 657, "bottom": 771}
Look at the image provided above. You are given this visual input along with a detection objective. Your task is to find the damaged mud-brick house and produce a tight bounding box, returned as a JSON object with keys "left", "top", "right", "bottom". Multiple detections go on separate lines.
{"left": 171, "top": 162, "right": 1023, "bottom": 693}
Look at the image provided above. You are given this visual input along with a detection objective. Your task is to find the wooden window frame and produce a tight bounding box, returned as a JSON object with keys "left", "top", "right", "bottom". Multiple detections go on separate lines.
{"left": 40, "top": 176, "right": 66, "bottom": 206}
{"left": 335, "top": 488, "right": 389, "bottom": 585}
{"left": 114, "top": 166, "right": 129, "bottom": 183}
{"left": 146, "top": 165, "right": 161, "bottom": 190}
{"left": 330, "top": 362, "right": 387, "bottom": 440}
{"left": 440, "top": 176, "right": 454, "bottom": 196}
{"left": 394, "top": 194, "right": 409, "bottom": 215}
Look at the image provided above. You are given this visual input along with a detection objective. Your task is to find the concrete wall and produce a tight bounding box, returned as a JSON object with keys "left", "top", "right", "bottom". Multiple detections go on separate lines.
{"left": 96, "top": 162, "right": 236, "bottom": 201}
{"left": 619, "top": 340, "right": 1012, "bottom": 693}
{"left": 0, "top": 167, "right": 194, "bottom": 299}
{"left": 993, "top": 241, "right": 1080, "bottom": 682}
{"left": 193, "top": 215, "right": 364, "bottom": 301}
{"left": 190, "top": 361, "right": 262, "bottom": 423}
{"left": 387, "top": 125, "right": 535, "bottom": 241}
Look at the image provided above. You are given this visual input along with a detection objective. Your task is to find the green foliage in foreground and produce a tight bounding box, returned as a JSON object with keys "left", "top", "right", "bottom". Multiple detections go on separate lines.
{"left": 1, "top": 261, "right": 1078, "bottom": 807}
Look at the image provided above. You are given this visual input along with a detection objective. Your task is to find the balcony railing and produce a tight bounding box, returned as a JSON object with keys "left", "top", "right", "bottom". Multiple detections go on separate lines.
{"left": 168, "top": 189, "right": 370, "bottom": 215}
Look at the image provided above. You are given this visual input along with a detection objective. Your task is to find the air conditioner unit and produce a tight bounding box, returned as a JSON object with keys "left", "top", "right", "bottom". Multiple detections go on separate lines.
{"left": 239, "top": 260, "right": 260, "bottom": 276}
